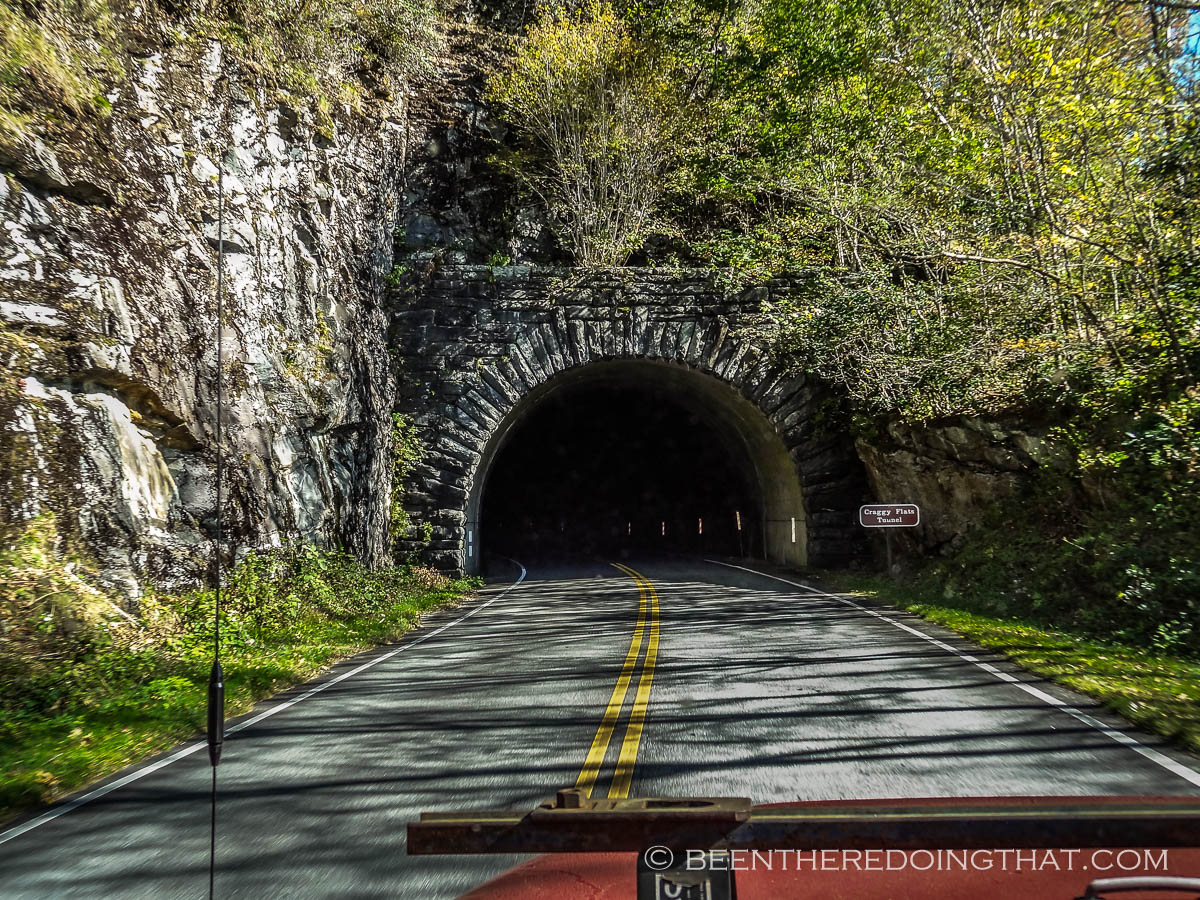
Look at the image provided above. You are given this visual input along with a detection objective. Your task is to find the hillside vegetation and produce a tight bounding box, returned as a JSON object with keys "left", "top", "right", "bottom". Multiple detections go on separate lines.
{"left": 488, "top": 0, "right": 1200, "bottom": 657}
{"left": 0, "top": 517, "right": 477, "bottom": 822}
{"left": 0, "top": 0, "right": 444, "bottom": 146}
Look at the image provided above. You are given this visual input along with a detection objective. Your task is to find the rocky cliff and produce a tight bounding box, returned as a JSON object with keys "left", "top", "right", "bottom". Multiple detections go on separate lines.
{"left": 855, "top": 416, "right": 1061, "bottom": 566}
{"left": 0, "top": 11, "right": 1059, "bottom": 596}
{"left": 0, "top": 40, "right": 407, "bottom": 597}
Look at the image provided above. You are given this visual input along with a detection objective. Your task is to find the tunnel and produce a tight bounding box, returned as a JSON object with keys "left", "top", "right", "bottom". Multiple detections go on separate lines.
{"left": 464, "top": 360, "right": 808, "bottom": 573}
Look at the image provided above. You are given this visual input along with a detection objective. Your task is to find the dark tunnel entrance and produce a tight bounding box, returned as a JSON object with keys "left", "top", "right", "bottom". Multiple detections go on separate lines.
{"left": 480, "top": 384, "right": 763, "bottom": 567}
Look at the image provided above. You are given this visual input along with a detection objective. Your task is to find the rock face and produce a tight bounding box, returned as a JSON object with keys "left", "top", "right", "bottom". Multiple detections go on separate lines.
{"left": 395, "top": 23, "right": 517, "bottom": 265}
{"left": 390, "top": 265, "right": 869, "bottom": 573}
{"left": 2, "top": 22, "right": 1030, "bottom": 594}
{"left": 0, "top": 42, "right": 405, "bottom": 596}
{"left": 855, "top": 417, "right": 1058, "bottom": 561}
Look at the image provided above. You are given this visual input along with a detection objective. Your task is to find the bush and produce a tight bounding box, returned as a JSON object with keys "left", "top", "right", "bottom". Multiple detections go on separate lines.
{"left": 217, "top": 0, "right": 443, "bottom": 100}
{"left": 915, "top": 392, "right": 1200, "bottom": 658}
{"left": 0, "top": 0, "right": 121, "bottom": 138}
{"left": 0, "top": 525, "right": 475, "bottom": 820}
{"left": 486, "top": 1, "right": 689, "bottom": 265}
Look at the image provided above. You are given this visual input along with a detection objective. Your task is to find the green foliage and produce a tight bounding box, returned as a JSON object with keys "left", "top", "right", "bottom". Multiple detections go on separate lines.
{"left": 0, "top": 0, "right": 445, "bottom": 145}
{"left": 221, "top": 0, "right": 445, "bottom": 91}
{"left": 759, "top": 267, "right": 1051, "bottom": 418}
{"left": 887, "top": 392, "right": 1200, "bottom": 658}
{"left": 611, "top": 0, "right": 1200, "bottom": 420}
{"left": 384, "top": 263, "right": 409, "bottom": 288}
{"left": 389, "top": 413, "right": 426, "bottom": 560}
{"left": 0, "top": 522, "right": 476, "bottom": 820}
{"left": 215, "top": 0, "right": 445, "bottom": 102}
{"left": 486, "top": 1, "right": 692, "bottom": 265}
{"left": 483, "top": 0, "right": 1198, "bottom": 416}
{"left": 0, "top": 0, "right": 121, "bottom": 138}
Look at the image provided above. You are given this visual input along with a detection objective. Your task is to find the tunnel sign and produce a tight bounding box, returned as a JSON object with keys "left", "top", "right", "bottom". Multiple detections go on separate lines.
{"left": 859, "top": 504, "right": 920, "bottom": 527}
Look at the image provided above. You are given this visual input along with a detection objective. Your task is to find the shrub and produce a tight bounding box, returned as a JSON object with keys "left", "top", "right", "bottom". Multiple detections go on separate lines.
{"left": 486, "top": 2, "right": 689, "bottom": 265}
{"left": 0, "top": 521, "right": 473, "bottom": 818}
{"left": 915, "top": 392, "right": 1200, "bottom": 658}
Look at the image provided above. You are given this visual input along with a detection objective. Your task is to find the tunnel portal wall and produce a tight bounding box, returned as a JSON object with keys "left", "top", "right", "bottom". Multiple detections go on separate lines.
{"left": 390, "top": 266, "right": 868, "bottom": 573}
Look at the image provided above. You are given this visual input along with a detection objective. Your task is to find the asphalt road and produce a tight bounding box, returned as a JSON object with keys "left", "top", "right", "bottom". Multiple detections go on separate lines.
{"left": 2, "top": 557, "right": 1199, "bottom": 899}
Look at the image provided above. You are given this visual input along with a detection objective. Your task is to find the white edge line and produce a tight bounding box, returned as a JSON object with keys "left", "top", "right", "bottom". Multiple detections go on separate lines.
{"left": 705, "top": 558, "right": 1200, "bottom": 790}
{"left": 0, "top": 560, "right": 528, "bottom": 847}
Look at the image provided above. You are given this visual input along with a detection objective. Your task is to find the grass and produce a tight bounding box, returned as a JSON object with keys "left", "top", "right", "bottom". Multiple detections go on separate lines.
{"left": 0, "top": 522, "right": 478, "bottom": 825}
{"left": 820, "top": 571, "right": 1200, "bottom": 756}
{"left": 0, "top": 0, "right": 128, "bottom": 138}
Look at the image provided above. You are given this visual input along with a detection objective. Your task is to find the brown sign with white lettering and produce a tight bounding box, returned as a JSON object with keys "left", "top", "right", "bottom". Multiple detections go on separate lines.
{"left": 859, "top": 504, "right": 920, "bottom": 527}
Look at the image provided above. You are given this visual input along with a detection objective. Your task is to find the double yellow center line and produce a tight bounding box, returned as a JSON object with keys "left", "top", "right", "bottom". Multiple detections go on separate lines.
{"left": 575, "top": 563, "right": 660, "bottom": 799}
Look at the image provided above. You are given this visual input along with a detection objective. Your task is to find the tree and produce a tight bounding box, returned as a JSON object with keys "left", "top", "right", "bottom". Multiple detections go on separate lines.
{"left": 685, "top": 0, "right": 1200, "bottom": 416}
{"left": 486, "top": 2, "right": 689, "bottom": 265}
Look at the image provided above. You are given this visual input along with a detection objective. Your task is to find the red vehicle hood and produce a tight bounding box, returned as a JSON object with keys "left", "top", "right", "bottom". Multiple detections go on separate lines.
{"left": 462, "top": 797, "right": 1200, "bottom": 900}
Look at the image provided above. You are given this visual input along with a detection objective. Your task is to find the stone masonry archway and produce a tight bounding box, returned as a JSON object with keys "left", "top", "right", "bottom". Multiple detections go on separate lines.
{"left": 391, "top": 266, "right": 867, "bottom": 573}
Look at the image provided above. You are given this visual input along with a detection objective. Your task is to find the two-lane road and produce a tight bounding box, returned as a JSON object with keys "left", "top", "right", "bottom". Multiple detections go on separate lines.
{"left": 2, "top": 559, "right": 1198, "bottom": 898}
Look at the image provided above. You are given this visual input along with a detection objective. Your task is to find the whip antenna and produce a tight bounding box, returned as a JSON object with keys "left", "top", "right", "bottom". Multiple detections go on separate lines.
{"left": 207, "top": 155, "right": 227, "bottom": 900}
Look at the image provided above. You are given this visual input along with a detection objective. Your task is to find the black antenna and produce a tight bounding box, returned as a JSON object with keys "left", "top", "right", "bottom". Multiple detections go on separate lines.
{"left": 207, "top": 156, "right": 227, "bottom": 900}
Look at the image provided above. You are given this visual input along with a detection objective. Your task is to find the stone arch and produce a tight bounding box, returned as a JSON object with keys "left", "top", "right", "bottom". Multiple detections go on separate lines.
{"left": 393, "top": 270, "right": 865, "bottom": 574}
{"left": 463, "top": 357, "right": 807, "bottom": 572}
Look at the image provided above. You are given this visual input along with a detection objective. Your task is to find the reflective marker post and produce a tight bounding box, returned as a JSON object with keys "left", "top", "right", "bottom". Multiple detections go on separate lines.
{"left": 858, "top": 504, "right": 920, "bottom": 578}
